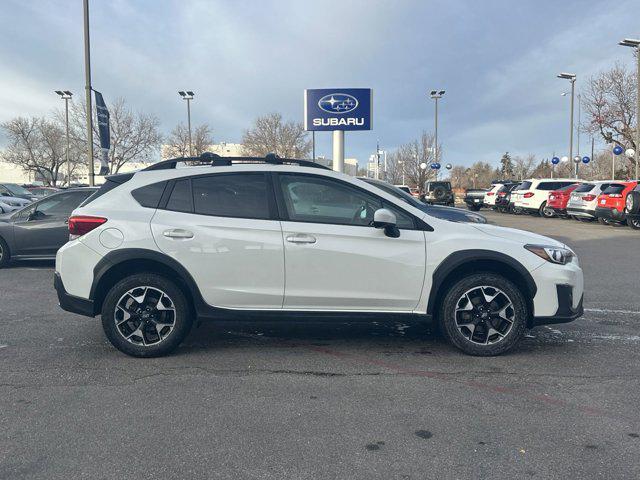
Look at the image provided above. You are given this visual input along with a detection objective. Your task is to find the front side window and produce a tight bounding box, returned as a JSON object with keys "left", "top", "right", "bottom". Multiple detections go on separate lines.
{"left": 278, "top": 174, "right": 414, "bottom": 229}
{"left": 192, "top": 173, "right": 270, "bottom": 219}
{"left": 165, "top": 179, "right": 193, "bottom": 213}
{"left": 18, "top": 191, "right": 89, "bottom": 220}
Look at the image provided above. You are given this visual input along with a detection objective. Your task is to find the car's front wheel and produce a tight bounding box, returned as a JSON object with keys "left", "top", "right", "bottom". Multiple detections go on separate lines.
{"left": 439, "top": 273, "right": 528, "bottom": 356}
{"left": 101, "top": 273, "right": 193, "bottom": 357}
{"left": 540, "top": 202, "right": 554, "bottom": 218}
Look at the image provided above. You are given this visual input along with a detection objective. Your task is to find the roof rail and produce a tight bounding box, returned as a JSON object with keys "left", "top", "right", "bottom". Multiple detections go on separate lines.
{"left": 143, "top": 152, "right": 331, "bottom": 171}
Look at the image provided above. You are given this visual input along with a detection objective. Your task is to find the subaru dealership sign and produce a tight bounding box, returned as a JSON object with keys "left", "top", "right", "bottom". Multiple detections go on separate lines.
{"left": 304, "top": 88, "right": 372, "bottom": 131}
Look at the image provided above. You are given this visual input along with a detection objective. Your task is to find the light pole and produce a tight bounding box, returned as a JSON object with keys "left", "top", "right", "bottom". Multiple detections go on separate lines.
{"left": 558, "top": 73, "right": 577, "bottom": 177}
{"left": 83, "top": 0, "right": 94, "bottom": 186}
{"left": 178, "top": 91, "right": 195, "bottom": 156}
{"left": 429, "top": 90, "right": 445, "bottom": 168}
{"left": 619, "top": 38, "right": 640, "bottom": 180}
{"left": 55, "top": 91, "right": 73, "bottom": 186}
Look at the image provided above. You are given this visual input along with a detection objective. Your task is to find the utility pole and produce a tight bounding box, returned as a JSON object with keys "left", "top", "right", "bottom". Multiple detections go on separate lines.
{"left": 558, "top": 73, "right": 577, "bottom": 177}
{"left": 619, "top": 39, "right": 640, "bottom": 179}
{"left": 83, "top": 0, "right": 94, "bottom": 186}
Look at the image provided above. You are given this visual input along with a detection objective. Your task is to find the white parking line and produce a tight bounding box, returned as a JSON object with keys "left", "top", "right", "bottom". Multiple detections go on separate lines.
{"left": 585, "top": 308, "right": 640, "bottom": 316}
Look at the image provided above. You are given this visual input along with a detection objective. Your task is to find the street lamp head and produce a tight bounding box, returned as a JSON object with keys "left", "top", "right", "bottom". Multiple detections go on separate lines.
{"left": 186, "top": 91, "right": 195, "bottom": 96}
{"left": 619, "top": 38, "right": 640, "bottom": 48}
{"left": 438, "top": 90, "right": 445, "bottom": 95}
{"left": 178, "top": 91, "right": 186, "bottom": 97}
{"left": 557, "top": 72, "right": 576, "bottom": 80}
{"left": 430, "top": 90, "right": 437, "bottom": 96}
{"left": 55, "top": 90, "right": 64, "bottom": 96}
{"left": 63, "top": 91, "right": 72, "bottom": 96}
{"left": 429, "top": 89, "right": 445, "bottom": 99}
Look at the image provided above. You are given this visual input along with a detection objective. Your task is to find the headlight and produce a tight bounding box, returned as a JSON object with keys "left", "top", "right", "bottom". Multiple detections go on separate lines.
{"left": 524, "top": 244, "right": 574, "bottom": 265}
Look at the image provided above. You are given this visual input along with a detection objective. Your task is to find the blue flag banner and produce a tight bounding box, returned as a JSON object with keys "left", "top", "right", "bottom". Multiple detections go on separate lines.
{"left": 94, "top": 90, "right": 110, "bottom": 176}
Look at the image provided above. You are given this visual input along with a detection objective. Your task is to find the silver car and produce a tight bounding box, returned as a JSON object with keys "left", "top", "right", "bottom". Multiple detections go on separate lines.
{"left": 566, "top": 181, "right": 614, "bottom": 221}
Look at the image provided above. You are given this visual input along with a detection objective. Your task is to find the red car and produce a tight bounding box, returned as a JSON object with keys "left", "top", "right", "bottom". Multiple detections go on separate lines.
{"left": 594, "top": 181, "right": 639, "bottom": 225}
{"left": 546, "top": 183, "right": 580, "bottom": 217}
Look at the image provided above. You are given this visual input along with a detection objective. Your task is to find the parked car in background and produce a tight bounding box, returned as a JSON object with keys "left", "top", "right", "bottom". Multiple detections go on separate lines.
{"left": 494, "top": 183, "right": 520, "bottom": 213}
{"left": 508, "top": 183, "right": 526, "bottom": 214}
{"left": 0, "top": 188, "right": 96, "bottom": 268}
{"left": 361, "top": 178, "right": 487, "bottom": 223}
{"left": 594, "top": 181, "right": 638, "bottom": 225}
{"left": 513, "top": 179, "right": 577, "bottom": 217}
{"left": 483, "top": 181, "right": 516, "bottom": 209}
{"left": 463, "top": 188, "right": 488, "bottom": 211}
{"left": 566, "top": 181, "right": 613, "bottom": 222}
{"left": 625, "top": 183, "right": 640, "bottom": 230}
{"left": 0, "top": 183, "right": 38, "bottom": 202}
{"left": 394, "top": 185, "right": 421, "bottom": 199}
{"left": 545, "top": 183, "right": 580, "bottom": 218}
{"left": 25, "top": 185, "right": 60, "bottom": 198}
{"left": 422, "top": 181, "right": 455, "bottom": 206}
{"left": 0, "top": 195, "right": 31, "bottom": 214}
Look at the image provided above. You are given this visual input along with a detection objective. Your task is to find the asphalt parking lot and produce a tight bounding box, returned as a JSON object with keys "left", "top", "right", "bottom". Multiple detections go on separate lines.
{"left": 1, "top": 210, "right": 639, "bottom": 479}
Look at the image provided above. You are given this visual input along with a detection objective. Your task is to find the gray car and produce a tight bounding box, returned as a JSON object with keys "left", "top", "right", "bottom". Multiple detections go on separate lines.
{"left": 359, "top": 178, "right": 487, "bottom": 223}
{"left": 0, "top": 188, "right": 96, "bottom": 267}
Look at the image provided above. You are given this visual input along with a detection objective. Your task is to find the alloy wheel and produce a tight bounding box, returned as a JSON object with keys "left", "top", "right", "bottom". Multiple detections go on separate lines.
{"left": 114, "top": 286, "right": 177, "bottom": 346}
{"left": 454, "top": 286, "right": 515, "bottom": 345}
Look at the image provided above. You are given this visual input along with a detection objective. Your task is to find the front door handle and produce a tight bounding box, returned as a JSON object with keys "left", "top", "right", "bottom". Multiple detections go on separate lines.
{"left": 163, "top": 228, "right": 194, "bottom": 239}
{"left": 286, "top": 234, "right": 316, "bottom": 244}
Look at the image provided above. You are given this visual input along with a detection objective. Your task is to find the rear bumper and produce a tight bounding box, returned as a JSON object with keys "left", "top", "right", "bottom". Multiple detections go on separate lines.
{"left": 595, "top": 206, "right": 626, "bottom": 221}
{"left": 567, "top": 207, "right": 595, "bottom": 218}
{"left": 549, "top": 207, "right": 567, "bottom": 215}
{"left": 54, "top": 272, "right": 96, "bottom": 317}
{"left": 463, "top": 198, "right": 484, "bottom": 206}
{"left": 532, "top": 285, "right": 584, "bottom": 326}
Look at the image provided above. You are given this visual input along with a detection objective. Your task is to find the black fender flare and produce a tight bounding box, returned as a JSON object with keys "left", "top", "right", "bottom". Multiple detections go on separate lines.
{"left": 426, "top": 249, "right": 537, "bottom": 316}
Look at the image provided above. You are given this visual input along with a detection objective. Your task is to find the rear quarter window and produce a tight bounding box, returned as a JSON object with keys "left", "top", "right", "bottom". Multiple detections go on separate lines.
{"left": 131, "top": 181, "right": 168, "bottom": 208}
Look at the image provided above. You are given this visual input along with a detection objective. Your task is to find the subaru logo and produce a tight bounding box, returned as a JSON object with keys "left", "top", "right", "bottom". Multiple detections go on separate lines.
{"left": 318, "top": 93, "right": 359, "bottom": 114}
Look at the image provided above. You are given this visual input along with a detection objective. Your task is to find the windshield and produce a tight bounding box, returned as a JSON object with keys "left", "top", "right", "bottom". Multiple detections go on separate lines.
{"left": 3, "top": 183, "right": 32, "bottom": 196}
{"left": 602, "top": 184, "right": 626, "bottom": 195}
{"left": 557, "top": 183, "right": 578, "bottom": 192}
{"left": 573, "top": 183, "right": 595, "bottom": 193}
{"left": 360, "top": 179, "right": 423, "bottom": 208}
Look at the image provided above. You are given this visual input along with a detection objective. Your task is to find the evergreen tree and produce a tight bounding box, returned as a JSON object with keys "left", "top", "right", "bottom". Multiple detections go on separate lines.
{"left": 499, "top": 152, "right": 514, "bottom": 178}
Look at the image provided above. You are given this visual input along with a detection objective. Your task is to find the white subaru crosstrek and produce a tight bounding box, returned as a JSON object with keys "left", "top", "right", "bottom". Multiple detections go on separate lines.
{"left": 55, "top": 154, "right": 584, "bottom": 357}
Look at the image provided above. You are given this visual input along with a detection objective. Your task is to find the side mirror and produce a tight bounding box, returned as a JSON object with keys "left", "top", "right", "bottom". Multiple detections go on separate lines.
{"left": 373, "top": 208, "right": 400, "bottom": 238}
{"left": 1, "top": 192, "right": 9, "bottom": 197}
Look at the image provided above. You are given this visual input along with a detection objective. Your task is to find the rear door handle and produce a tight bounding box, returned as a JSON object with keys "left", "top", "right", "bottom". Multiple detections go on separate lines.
{"left": 163, "top": 228, "right": 194, "bottom": 239}
{"left": 286, "top": 234, "right": 316, "bottom": 244}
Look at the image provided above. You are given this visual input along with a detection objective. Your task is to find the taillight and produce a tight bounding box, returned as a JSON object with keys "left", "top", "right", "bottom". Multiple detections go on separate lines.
{"left": 486, "top": 192, "right": 495, "bottom": 196}
{"left": 498, "top": 192, "right": 506, "bottom": 197}
{"left": 582, "top": 194, "right": 596, "bottom": 201}
{"left": 523, "top": 192, "right": 534, "bottom": 198}
{"left": 609, "top": 194, "right": 623, "bottom": 198}
{"left": 68, "top": 215, "right": 107, "bottom": 239}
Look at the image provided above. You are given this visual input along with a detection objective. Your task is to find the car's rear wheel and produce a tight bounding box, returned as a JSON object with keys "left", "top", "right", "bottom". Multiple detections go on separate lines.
{"left": 101, "top": 273, "right": 193, "bottom": 357}
{"left": 540, "top": 202, "right": 554, "bottom": 218}
{"left": 439, "top": 273, "right": 528, "bottom": 356}
{"left": 468, "top": 205, "right": 481, "bottom": 211}
{"left": 597, "top": 217, "right": 610, "bottom": 225}
{"left": 0, "top": 237, "right": 10, "bottom": 268}
{"left": 628, "top": 218, "right": 640, "bottom": 230}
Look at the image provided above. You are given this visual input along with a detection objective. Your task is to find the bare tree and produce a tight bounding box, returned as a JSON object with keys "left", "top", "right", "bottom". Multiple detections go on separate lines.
{"left": 0, "top": 116, "right": 84, "bottom": 186}
{"left": 65, "top": 98, "right": 162, "bottom": 173}
{"left": 385, "top": 132, "right": 438, "bottom": 192}
{"left": 164, "top": 123, "right": 213, "bottom": 158}
{"left": 242, "top": 113, "right": 311, "bottom": 158}
{"left": 582, "top": 62, "right": 637, "bottom": 171}
{"left": 513, "top": 154, "right": 537, "bottom": 180}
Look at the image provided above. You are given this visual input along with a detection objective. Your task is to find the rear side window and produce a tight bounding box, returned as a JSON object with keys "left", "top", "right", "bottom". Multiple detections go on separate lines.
{"left": 166, "top": 179, "right": 193, "bottom": 213}
{"left": 574, "top": 183, "right": 595, "bottom": 193}
{"left": 132, "top": 181, "right": 167, "bottom": 208}
{"left": 519, "top": 181, "right": 532, "bottom": 190}
{"left": 537, "top": 182, "right": 557, "bottom": 191}
{"left": 192, "top": 173, "right": 270, "bottom": 219}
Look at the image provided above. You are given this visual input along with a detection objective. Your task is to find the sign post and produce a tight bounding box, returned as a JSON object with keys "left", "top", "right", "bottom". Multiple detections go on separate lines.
{"left": 304, "top": 88, "right": 372, "bottom": 173}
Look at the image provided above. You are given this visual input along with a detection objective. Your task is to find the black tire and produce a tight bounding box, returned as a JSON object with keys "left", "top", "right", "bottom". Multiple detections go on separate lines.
{"left": 468, "top": 205, "right": 481, "bottom": 211}
{"left": 628, "top": 218, "right": 640, "bottom": 230}
{"left": 627, "top": 191, "right": 640, "bottom": 214}
{"left": 101, "top": 273, "right": 193, "bottom": 357}
{"left": 432, "top": 186, "right": 447, "bottom": 201}
{"left": 0, "top": 237, "right": 10, "bottom": 268}
{"left": 597, "top": 217, "right": 610, "bottom": 225}
{"left": 439, "top": 273, "right": 528, "bottom": 356}
{"left": 574, "top": 216, "right": 594, "bottom": 223}
{"left": 540, "top": 202, "right": 554, "bottom": 218}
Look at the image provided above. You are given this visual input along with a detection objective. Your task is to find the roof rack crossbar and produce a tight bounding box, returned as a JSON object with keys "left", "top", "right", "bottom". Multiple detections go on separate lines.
{"left": 142, "top": 152, "right": 331, "bottom": 171}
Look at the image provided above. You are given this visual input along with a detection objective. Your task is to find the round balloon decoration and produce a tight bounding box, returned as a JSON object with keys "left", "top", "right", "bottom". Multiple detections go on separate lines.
{"left": 625, "top": 148, "right": 636, "bottom": 159}
{"left": 551, "top": 157, "right": 560, "bottom": 165}
{"left": 420, "top": 162, "right": 427, "bottom": 170}
{"left": 582, "top": 156, "right": 590, "bottom": 164}
{"left": 561, "top": 156, "right": 569, "bottom": 163}
{"left": 613, "top": 145, "right": 624, "bottom": 155}
{"left": 434, "top": 162, "right": 441, "bottom": 169}
{"left": 445, "top": 163, "right": 452, "bottom": 170}
{"left": 573, "top": 155, "right": 581, "bottom": 164}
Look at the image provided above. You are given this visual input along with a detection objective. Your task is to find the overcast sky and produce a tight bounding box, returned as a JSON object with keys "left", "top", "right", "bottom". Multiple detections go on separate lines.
{"left": 1, "top": 0, "right": 639, "bottom": 169}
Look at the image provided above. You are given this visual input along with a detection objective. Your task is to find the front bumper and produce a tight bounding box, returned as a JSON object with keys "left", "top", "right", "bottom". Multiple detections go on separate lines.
{"left": 595, "top": 206, "right": 626, "bottom": 221}
{"left": 54, "top": 272, "right": 96, "bottom": 317}
{"left": 531, "top": 285, "right": 584, "bottom": 326}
